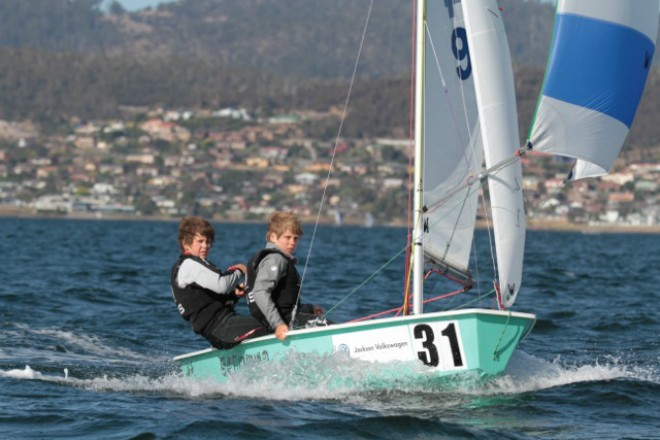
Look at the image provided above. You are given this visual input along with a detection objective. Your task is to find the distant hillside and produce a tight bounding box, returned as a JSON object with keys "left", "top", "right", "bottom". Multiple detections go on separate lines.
{"left": 106, "top": 0, "right": 558, "bottom": 78}
{"left": 0, "top": 0, "right": 556, "bottom": 78}
{"left": 0, "top": 0, "right": 658, "bottom": 152}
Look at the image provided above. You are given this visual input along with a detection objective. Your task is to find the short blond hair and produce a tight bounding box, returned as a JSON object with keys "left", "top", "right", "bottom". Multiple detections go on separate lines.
{"left": 266, "top": 211, "right": 303, "bottom": 241}
{"left": 178, "top": 216, "right": 214, "bottom": 252}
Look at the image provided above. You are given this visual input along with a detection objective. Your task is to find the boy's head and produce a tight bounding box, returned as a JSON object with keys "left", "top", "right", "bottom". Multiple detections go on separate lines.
{"left": 178, "top": 216, "right": 215, "bottom": 254}
{"left": 266, "top": 211, "right": 303, "bottom": 255}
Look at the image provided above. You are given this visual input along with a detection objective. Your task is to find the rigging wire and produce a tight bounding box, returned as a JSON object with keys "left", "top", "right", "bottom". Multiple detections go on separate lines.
{"left": 404, "top": 9, "right": 488, "bottom": 313}
{"left": 294, "top": 0, "right": 374, "bottom": 326}
{"left": 323, "top": 242, "right": 409, "bottom": 318}
{"left": 295, "top": 0, "right": 564, "bottom": 322}
{"left": 526, "top": 157, "right": 574, "bottom": 221}
{"left": 350, "top": 287, "right": 469, "bottom": 322}
{"left": 323, "top": 165, "right": 509, "bottom": 323}
{"left": 405, "top": 6, "right": 482, "bottom": 314}
{"left": 321, "top": 146, "right": 531, "bottom": 323}
{"left": 479, "top": 180, "right": 498, "bottom": 297}
{"left": 350, "top": 287, "right": 496, "bottom": 323}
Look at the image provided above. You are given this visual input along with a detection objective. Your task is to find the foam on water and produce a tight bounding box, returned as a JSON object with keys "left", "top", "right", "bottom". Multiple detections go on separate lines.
{"left": 0, "top": 323, "right": 169, "bottom": 365}
{"left": 30, "top": 327, "right": 150, "bottom": 361}
{"left": 2, "top": 365, "right": 42, "bottom": 379}
{"left": 481, "top": 350, "right": 651, "bottom": 395}
{"left": 2, "top": 349, "right": 657, "bottom": 404}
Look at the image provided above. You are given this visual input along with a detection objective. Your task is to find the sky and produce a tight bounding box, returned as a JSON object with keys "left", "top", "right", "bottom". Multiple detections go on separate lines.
{"left": 111, "top": 0, "right": 175, "bottom": 11}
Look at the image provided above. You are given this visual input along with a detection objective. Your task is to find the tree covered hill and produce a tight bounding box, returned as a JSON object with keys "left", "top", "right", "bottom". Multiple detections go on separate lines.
{"left": 0, "top": 0, "right": 658, "bottom": 152}
{"left": 0, "top": 0, "right": 557, "bottom": 78}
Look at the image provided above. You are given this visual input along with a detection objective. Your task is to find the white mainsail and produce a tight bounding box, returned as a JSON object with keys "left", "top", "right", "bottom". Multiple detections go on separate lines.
{"left": 413, "top": 0, "right": 525, "bottom": 310}
{"left": 420, "top": 0, "right": 483, "bottom": 284}
{"left": 462, "top": 1, "right": 525, "bottom": 308}
{"left": 528, "top": 0, "right": 660, "bottom": 180}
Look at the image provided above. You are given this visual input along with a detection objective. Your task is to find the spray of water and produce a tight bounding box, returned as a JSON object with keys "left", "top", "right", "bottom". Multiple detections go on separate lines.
{"left": 2, "top": 350, "right": 657, "bottom": 405}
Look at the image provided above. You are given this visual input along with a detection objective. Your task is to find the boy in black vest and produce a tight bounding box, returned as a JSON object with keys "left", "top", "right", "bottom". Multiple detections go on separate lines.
{"left": 245, "top": 211, "right": 325, "bottom": 341}
{"left": 171, "top": 216, "right": 268, "bottom": 349}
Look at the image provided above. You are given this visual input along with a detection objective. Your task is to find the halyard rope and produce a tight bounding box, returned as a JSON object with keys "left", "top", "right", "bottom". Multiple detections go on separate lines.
{"left": 293, "top": 0, "right": 374, "bottom": 328}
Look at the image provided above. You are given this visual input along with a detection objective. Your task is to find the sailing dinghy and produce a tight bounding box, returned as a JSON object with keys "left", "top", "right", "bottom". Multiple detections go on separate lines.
{"left": 173, "top": 0, "right": 658, "bottom": 385}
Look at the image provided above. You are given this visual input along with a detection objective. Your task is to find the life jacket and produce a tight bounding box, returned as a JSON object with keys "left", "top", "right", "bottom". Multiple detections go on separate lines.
{"left": 170, "top": 254, "right": 235, "bottom": 335}
{"left": 245, "top": 248, "right": 300, "bottom": 326}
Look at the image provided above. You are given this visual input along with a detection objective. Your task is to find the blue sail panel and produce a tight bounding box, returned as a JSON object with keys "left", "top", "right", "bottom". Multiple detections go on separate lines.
{"left": 529, "top": 1, "right": 659, "bottom": 180}
{"left": 543, "top": 13, "right": 655, "bottom": 128}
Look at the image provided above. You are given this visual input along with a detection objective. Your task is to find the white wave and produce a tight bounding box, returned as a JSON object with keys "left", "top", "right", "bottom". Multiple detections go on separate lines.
{"left": 2, "top": 350, "right": 657, "bottom": 404}
{"left": 30, "top": 327, "right": 156, "bottom": 362}
{"left": 0, "top": 364, "right": 274, "bottom": 399}
{"left": 1, "top": 323, "right": 169, "bottom": 364}
{"left": 0, "top": 365, "right": 70, "bottom": 383}
{"left": 478, "top": 350, "right": 659, "bottom": 395}
{"left": 1, "top": 365, "right": 41, "bottom": 379}
{"left": 0, "top": 355, "right": 420, "bottom": 401}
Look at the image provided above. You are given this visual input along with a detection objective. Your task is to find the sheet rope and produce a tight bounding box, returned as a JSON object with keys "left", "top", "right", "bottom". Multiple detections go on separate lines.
{"left": 292, "top": 0, "right": 374, "bottom": 328}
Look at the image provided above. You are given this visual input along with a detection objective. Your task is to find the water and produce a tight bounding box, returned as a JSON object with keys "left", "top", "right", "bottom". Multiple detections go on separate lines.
{"left": 1, "top": 217, "right": 658, "bottom": 439}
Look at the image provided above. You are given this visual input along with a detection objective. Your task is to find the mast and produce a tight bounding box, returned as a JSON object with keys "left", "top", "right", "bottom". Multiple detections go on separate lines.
{"left": 411, "top": 0, "right": 426, "bottom": 315}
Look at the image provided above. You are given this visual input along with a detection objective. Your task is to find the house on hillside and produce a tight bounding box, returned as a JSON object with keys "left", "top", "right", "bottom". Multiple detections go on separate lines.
{"left": 294, "top": 173, "right": 318, "bottom": 186}
{"left": 140, "top": 118, "right": 191, "bottom": 143}
{"left": 245, "top": 157, "right": 269, "bottom": 168}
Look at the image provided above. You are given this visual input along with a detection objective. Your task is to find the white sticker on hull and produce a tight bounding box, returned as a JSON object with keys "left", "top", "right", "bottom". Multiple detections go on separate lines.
{"left": 331, "top": 320, "right": 467, "bottom": 371}
{"left": 333, "top": 326, "right": 411, "bottom": 362}
{"left": 410, "top": 320, "right": 466, "bottom": 371}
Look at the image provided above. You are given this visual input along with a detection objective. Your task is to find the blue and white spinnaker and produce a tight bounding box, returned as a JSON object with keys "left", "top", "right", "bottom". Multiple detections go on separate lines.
{"left": 528, "top": 0, "right": 660, "bottom": 180}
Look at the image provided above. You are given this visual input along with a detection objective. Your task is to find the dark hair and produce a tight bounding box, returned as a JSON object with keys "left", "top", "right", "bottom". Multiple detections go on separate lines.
{"left": 178, "top": 216, "right": 215, "bottom": 252}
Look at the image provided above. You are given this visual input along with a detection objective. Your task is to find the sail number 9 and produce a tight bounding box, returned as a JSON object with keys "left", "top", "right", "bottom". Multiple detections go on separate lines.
{"left": 451, "top": 27, "right": 472, "bottom": 80}
{"left": 413, "top": 321, "right": 465, "bottom": 370}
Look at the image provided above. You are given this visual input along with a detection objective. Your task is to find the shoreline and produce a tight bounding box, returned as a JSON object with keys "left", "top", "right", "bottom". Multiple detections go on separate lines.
{"left": 1, "top": 207, "right": 659, "bottom": 234}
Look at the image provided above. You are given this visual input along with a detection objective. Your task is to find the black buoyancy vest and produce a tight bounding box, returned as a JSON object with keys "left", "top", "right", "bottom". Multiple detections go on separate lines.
{"left": 245, "top": 248, "right": 300, "bottom": 325}
{"left": 171, "top": 255, "right": 234, "bottom": 335}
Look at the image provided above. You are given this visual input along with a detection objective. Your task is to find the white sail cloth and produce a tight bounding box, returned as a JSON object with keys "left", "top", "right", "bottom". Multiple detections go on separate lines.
{"left": 462, "top": 1, "right": 525, "bottom": 308}
{"left": 421, "top": 0, "right": 482, "bottom": 278}
{"left": 418, "top": 0, "right": 525, "bottom": 309}
{"left": 528, "top": 0, "right": 660, "bottom": 180}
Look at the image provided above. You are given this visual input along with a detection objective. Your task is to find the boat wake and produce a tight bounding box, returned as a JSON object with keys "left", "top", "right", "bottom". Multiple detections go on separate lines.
{"left": 0, "top": 323, "right": 169, "bottom": 366}
{"left": 1, "top": 350, "right": 657, "bottom": 403}
{"left": 481, "top": 350, "right": 657, "bottom": 395}
{"left": 2, "top": 322, "right": 655, "bottom": 400}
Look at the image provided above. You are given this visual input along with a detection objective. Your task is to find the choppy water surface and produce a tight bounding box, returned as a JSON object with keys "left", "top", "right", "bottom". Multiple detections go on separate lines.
{"left": 1, "top": 218, "right": 658, "bottom": 439}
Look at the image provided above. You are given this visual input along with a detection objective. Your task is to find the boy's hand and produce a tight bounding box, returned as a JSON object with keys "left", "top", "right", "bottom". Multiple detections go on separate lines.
{"left": 274, "top": 324, "right": 288, "bottom": 341}
{"left": 228, "top": 263, "right": 247, "bottom": 275}
{"left": 234, "top": 283, "right": 245, "bottom": 297}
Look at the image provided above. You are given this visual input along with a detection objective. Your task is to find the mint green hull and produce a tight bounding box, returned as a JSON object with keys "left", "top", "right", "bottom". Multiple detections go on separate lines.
{"left": 174, "top": 308, "right": 535, "bottom": 385}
